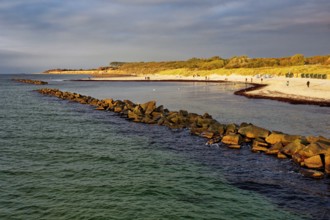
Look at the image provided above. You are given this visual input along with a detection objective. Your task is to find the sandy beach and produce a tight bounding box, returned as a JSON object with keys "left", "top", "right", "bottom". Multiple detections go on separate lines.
{"left": 88, "top": 74, "right": 330, "bottom": 104}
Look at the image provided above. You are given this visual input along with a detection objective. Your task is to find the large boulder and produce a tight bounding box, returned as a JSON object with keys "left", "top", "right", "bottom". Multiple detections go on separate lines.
{"left": 187, "top": 113, "right": 199, "bottom": 125}
{"left": 303, "top": 155, "right": 323, "bottom": 169}
{"left": 225, "top": 123, "right": 237, "bottom": 135}
{"left": 265, "top": 142, "right": 283, "bottom": 155}
{"left": 133, "top": 105, "right": 144, "bottom": 116}
{"left": 127, "top": 110, "right": 142, "bottom": 122}
{"left": 251, "top": 139, "right": 269, "bottom": 152}
{"left": 123, "top": 100, "right": 136, "bottom": 110}
{"left": 325, "top": 154, "right": 330, "bottom": 175}
{"left": 281, "top": 140, "right": 305, "bottom": 156}
{"left": 208, "top": 122, "right": 225, "bottom": 136}
{"left": 196, "top": 117, "right": 215, "bottom": 129}
{"left": 298, "top": 142, "right": 330, "bottom": 158}
{"left": 306, "top": 136, "right": 330, "bottom": 144}
{"left": 265, "top": 132, "right": 301, "bottom": 145}
{"left": 103, "top": 99, "right": 114, "bottom": 109}
{"left": 238, "top": 125, "right": 270, "bottom": 139}
{"left": 140, "top": 101, "right": 156, "bottom": 115}
{"left": 221, "top": 134, "right": 242, "bottom": 145}
{"left": 151, "top": 111, "right": 163, "bottom": 122}
{"left": 201, "top": 131, "right": 215, "bottom": 139}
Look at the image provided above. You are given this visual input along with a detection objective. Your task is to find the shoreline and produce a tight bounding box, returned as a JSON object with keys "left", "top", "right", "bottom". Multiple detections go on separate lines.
{"left": 72, "top": 74, "right": 330, "bottom": 107}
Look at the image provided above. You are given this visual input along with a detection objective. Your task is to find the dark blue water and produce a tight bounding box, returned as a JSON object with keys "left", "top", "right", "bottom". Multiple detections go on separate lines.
{"left": 1, "top": 74, "right": 330, "bottom": 219}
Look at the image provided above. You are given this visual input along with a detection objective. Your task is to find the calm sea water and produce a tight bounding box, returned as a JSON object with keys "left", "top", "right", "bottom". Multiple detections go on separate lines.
{"left": 1, "top": 74, "right": 330, "bottom": 219}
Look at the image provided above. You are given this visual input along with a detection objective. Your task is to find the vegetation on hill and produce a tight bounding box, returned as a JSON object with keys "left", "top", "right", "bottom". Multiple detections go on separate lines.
{"left": 44, "top": 54, "right": 330, "bottom": 77}
{"left": 110, "top": 54, "right": 329, "bottom": 72}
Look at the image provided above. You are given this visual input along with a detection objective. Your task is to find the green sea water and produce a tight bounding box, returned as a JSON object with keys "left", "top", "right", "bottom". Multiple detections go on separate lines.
{"left": 1, "top": 74, "right": 329, "bottom": 219}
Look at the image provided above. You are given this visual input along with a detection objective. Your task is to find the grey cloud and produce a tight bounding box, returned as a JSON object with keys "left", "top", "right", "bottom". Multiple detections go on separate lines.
{"left": 0, "top": 0, "right": 329, "bottom": 73}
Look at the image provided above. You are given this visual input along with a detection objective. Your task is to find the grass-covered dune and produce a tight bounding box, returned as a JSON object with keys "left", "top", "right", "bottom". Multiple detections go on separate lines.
{"left": 44, "top": 54, "right": 330, "bottom": 78}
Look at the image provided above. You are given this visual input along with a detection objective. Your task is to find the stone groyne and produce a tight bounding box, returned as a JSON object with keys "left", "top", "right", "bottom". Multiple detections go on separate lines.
{"left": 36, "top": 88, "right": 330, "bottom": 179}
{"left": 13, "top": 79, "right": 48, "bottom": 85}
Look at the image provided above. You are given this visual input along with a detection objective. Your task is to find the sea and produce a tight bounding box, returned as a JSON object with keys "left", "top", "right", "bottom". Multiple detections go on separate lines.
{"left": 1, "top": 74, "right": 330, "bottom": 220}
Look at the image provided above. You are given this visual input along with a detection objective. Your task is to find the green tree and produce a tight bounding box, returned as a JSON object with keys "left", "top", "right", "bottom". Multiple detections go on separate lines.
{"left": 290, "top": 54, "right": 305, "bottom": 65}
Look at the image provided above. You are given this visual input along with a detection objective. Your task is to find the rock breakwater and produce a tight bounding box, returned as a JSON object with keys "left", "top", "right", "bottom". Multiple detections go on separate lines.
{"left": 36, "top": 88, "right": 330, "bottom": 179}
{"left": 13, "top": 79, "right": 48, "bottom": 85}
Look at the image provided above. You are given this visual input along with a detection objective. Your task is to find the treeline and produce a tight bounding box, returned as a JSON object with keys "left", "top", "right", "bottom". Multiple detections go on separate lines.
{"left": 110, "top": 54, "right": 330, "bottom": 74}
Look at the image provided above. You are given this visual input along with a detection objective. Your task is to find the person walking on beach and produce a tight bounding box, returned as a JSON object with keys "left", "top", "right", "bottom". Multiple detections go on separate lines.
{"left": 307, "top": 81, "right": 310, "bottom": 88}
{"left": 286, "top": 81, "right": 289, "bottom": 86}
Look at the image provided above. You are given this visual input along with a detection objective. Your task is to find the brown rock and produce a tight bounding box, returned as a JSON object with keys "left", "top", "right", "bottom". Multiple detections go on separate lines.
{"left": 208, "top": 122, "right": 225, "bottom": 136}
{"left": 228, "top": 144, "right": 241, "bottom": 149}
{"left": 243, "top": 137, "right": 252, "bottom": 143}
{"left": 281, "top": 140, "right": 305, "bottom": 156}
{"left": 304, "top": 155, "right": 323, "bottom": 169}
{"left": 141, "top": 115, "right": 158, "bottom": 124}
{"left": 265, "top": 142, "right": 283, "bottom": 155}
{"left": 202, "top": 112, "right": 212, "bottom": 119}
{"left": 225, "top": 123, "right": 237, "bottom": 135}
{"left": 187, "top": 113, "right": 199, "bottom": 125}
{"left": 206, "top": 137, "right": 222, "bottom": 145}
{"left": 95, "top": 106, "right": 105, "bottom": 110}
{"left": 127, "top": 110, "right": 141, "bottom": 122}
{"left": 292, "top": 153, "right": 305, "bottom": 165}
{"left": 201, "top": 131, "right": 215, "bottom": 139}
{"left": 221, "top": 134, "right": 242, "bottom": 145}
{"left": 151, "top": 112, "right": 163, "bottom": 121}
{"left": 238, "top": 125, "right": 270, "bottom": 139}
{"left": 190, "top": 127, "right": 205, "bottom": 136}
{"left": 297, "top": 142, "right": 330, "bottom": 158}
{"left": 325, "top": 154, "right": 330, "bottom": 175}
{"left": 114, "top": 105, "right": 124, "bottom": 113}
{"left": 179, "top": 110, "right": 189, "bottom": 117}
{"left": 277, "top": 152, "right": 288, "bottom": 159}
{"left": 196, "top": 117, "right": 214, "bottom": 129}
{"left": 300, "top": 169, "right": 324, "bottom": 179}
{"left": 306, "top": 136, "right": 330, "bottom": 144}
{"left": 265, "top": 132, "right": 301, "bottom": 145}
{"left": 141, "top": 101, "right": 156, "bottom": 115}
{"left": 123, "top": 100, "right": 135, "bottom": 110}
{"left": 251, "top": 139, "right": 269, "bottom": 152}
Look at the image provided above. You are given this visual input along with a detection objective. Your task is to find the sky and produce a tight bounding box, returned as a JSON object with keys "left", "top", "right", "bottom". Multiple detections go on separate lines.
{"left": 0, "top": 0, "right": 329, "bottom": 73}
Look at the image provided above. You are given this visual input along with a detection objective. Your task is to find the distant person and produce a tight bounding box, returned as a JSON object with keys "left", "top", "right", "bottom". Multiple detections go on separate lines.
{"left": 245, "top": 78, "right": 247, "bottom": 84}
{"left": 307, "top": 81, "right": 310, "bottom": 88}
{"left": 286, "top": 81, "right": 289, "bottom": 86}
{"left": 250, "top": 78, "right": 253, "bottom": 83}
{"left": 261, "top": 78, "right": 263, "bottom": 83}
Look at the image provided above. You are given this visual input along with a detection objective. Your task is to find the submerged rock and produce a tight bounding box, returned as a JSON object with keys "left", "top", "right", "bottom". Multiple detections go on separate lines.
{"left": 300, "top": 169, "right": 324, "bottom": 179}
{"left": 13, "top": 78, "right": 48, "bottom": 85}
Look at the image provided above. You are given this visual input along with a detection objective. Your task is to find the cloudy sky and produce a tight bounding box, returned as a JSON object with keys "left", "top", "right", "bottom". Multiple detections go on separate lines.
{"left": 0, "top": 0, "right": 329, "bottom": 73}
